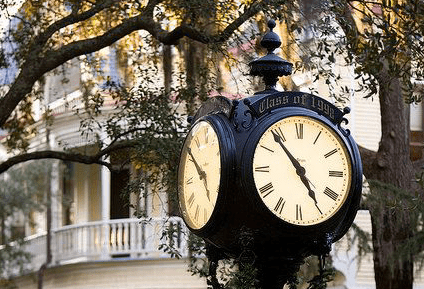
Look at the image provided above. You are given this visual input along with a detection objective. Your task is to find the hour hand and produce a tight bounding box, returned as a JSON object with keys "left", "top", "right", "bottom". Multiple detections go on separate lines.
{"left": 271, "top": 130, "right": 322, "bottom": 213}
{"left": 187, "top": 147, "right": 211, "bottom": 200}
{"left": 301, "top": 179, "right": 322, "bottom": 214}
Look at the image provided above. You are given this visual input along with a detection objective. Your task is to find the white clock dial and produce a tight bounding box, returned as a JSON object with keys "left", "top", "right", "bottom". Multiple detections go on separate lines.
{"left": 178, "top": 120, "right": 221, "bottom": 229}
{"left": 253, "top": 116, "right": 352, "bottom": 225}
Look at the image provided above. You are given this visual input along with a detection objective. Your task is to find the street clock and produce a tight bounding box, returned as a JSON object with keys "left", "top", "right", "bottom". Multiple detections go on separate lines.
{"left": 177, "top": 20, "right": 362, "bottom": 288}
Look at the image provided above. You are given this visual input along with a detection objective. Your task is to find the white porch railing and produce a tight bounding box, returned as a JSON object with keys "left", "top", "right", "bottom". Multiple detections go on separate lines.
{"left": 18, "top": 217, "right": 188, "bottom": 274}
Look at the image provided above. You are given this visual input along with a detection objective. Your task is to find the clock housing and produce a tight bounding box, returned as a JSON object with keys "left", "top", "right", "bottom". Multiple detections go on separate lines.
{"left": 240, "top": 106, "right": 362, "bottom": 240}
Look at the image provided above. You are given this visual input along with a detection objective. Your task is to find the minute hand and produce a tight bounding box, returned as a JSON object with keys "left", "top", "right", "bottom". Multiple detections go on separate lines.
{"left": 271, "top": 131, "right": 305, "bottom": 176}
{"left": 271, "top": 131, "right": 322, "bottom": 214}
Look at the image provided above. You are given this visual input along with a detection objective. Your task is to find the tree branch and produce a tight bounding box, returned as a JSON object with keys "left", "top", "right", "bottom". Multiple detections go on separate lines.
{"left": 0, "top": 1, "right": 117, "bottom": 129}
{"left": 0, "top": 139, "right": 140, "bottom": 174}
{"left": 0, "top": 150, "right": 111, "bottom": 174}
{"left": 332, "top": 0, "right": 363, "bottom": 56}
{"left": 211, "top": 1, "right": 264, "bottom": 43}
{"left": 33, "top": 0, "right": 117, "bottom": 47}
{"left": 0, "top": 0, "right": 268, "bottom": 129}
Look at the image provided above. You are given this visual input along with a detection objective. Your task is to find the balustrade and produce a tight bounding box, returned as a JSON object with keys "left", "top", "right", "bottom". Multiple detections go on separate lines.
{"left": 5, "top": 217, "right": 188, "bottom": 275}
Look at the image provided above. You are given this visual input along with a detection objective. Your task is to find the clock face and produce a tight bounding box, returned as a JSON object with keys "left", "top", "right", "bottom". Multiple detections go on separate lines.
{"left": 253, "top": 115, "right": 352, "bottom": 226}
{"left": 178, "top": 120, "right": 221, "bottom": 230}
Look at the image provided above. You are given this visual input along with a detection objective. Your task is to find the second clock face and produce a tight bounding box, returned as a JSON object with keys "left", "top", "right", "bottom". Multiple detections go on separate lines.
{"left": 253, "top": 115, "right": 352, "bottom": 226}
{"left": 178, "top": 120, "right": 221, "bottom": 230}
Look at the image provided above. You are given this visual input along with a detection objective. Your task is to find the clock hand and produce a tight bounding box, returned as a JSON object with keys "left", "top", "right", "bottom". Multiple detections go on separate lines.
{"left": 305, "top": 176, "right": 316, "bottom": 189}
{"left": 187, "top": 147, "right": 211, "bottom": 200}
{"left": 271, "top": 130, "right": 305, "bottom": 177}
{"left": 202, "top": 175, "right": 212, "bottom": 201}
{"left": 187, "top": 147, "right": 204, "bottom": 177}
{"left": 296, "top": 175, "right": 321, "bottom": 213}
{"left": 271, "top": 131, "right": 322, "bottom": 214}
{"left": 301, "top": 178, "right": 323, "bottom": 214}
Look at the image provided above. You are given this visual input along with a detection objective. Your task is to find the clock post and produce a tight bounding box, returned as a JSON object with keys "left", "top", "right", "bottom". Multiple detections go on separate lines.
{"left": 177, "top": 19, "right": 362, "bottom": 289}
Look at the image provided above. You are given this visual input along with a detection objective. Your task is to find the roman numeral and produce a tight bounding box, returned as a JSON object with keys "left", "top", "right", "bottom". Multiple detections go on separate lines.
{"left": 195, "top": 205, "right": 200, "bottom": 220}
{"left": 260, "top": 145, "right": 274, "bottom": 153}
{"left": 204, "top": 208, "right": 208, "bottom": 223}
{"left": 259, "top": 182, "right": 274, "bottom": 198}
{"left": 324, "top": 148, "right": 338, "bottom": 158}
{"left": 324, "top": 187, "right": 338, "bottom": 201}
{"left": 194, "top": 137, "right": 200, "bottom": 148}
{"left": 204, "top": 129, "right": 209, "bottom": 143}
{"left": 296, "top": 204, "right": 302, "bottom": 220}
{"left": 295, "top": 123, "right": 303, "bottom": 139}
{"left": 255, "top": 166, "right": 270, "bottom": 172}
{"left": 188, "top": 193, "right": 195, "bottom": 208}
{"left": 274, "top": 197, "right": 286, "bottom": 214}
{"left": 271, "top": 127, "right": 286, "bottom": 142}
{"left": 186, "top": 177, "right": 194, "bottom": 184}
{"left": 313, "top": 131, "right": 322, "bottom": 144}
{"left": 329, "top": 170, "right": 343, "bottom": 177}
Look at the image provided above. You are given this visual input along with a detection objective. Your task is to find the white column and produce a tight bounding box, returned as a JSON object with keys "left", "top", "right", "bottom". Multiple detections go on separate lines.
{"left": 101, "top": 164, "right": 111, "bottom": 220}
{"left": 101, "top": 163, "right": 111, "bottom": 259}
{"left": 50, "top": 160, "right": 60, "bottom": 265}
{"left": 50, "top": 160, "right": 61, "bottom": 230}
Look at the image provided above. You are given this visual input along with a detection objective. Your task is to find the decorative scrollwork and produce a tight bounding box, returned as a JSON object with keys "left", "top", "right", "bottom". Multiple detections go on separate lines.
{"left": 232, "top": 100, "right": 254, "bottom": 131}
{"left": 242, "top": 110, "right": 254, "bottom": 130}
{"left": 337, "top": 117, "right": 350, "bottom": 136}
{"left": 337, "top": 107, "right": 351, "bottom": 137}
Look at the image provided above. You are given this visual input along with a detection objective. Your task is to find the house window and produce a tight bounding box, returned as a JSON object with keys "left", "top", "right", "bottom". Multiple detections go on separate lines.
{"left": 62, "top": 161, "right": 74, "bottom": 225}
{"left": 110, "top": 169, "right": 130, "bottom": 220}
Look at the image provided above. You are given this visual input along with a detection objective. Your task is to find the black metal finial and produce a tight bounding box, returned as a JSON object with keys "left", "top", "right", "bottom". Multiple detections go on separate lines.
{"left": 260, "top": 20, "right": 281, "bottom": 53}
{"left": 249, "top": 19, "right": 293, "bottom": 92}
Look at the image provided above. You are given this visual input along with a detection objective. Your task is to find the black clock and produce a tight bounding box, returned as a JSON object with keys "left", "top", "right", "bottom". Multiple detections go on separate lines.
{"left": 239, "top": 100, "right": 362, "bottom": 242}
{"left": 177, "top": 20, "right": 363, "bottom": 288}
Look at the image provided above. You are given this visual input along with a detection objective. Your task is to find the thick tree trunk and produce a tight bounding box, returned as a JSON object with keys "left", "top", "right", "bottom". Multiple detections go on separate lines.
{"left": 366, "top": 70, "right": 414, "bottom": 289}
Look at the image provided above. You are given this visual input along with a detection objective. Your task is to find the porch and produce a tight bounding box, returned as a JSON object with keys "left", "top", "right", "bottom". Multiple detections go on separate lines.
{"left": 17, "top": 217, "right": 188, "bottom": 274}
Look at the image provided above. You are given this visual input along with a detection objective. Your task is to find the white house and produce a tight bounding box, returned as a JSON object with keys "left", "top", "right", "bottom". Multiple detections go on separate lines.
{"left": 1, "top": 18, "right": 424, "bottom": 289}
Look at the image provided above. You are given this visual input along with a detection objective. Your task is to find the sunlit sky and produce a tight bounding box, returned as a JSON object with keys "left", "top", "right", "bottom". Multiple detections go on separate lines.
{"left": 0, "top": 1, "right": 24, "bottom": 31}
{"left": 0, "top": 1, "right": 24, "bottom": 137}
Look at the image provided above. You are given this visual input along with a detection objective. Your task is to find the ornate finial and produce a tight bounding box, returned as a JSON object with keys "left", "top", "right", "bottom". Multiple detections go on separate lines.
{"left": 260, "top": 20, "right": 281, "bottom": 53}
{"left": 249, "top": 19, "right": 293, "bottom": 92}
